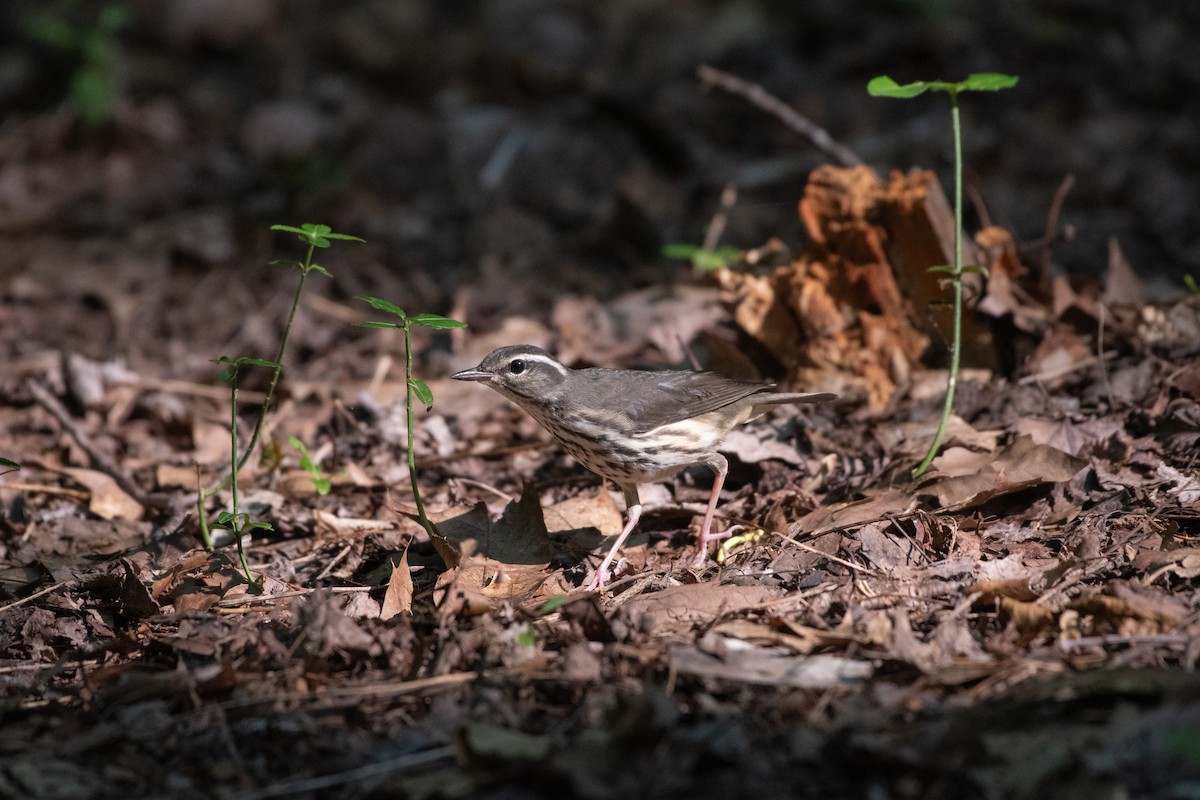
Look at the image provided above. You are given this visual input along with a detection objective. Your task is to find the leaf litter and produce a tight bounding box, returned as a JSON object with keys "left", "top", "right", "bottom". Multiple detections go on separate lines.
{"left": 2, "top": 172, "right": 1200, "bottom": 799}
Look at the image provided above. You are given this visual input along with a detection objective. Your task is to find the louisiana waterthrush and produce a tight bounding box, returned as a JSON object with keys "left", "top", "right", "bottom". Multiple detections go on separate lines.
{"left": 452, "top": 345, "right": 836, "bottom": 590}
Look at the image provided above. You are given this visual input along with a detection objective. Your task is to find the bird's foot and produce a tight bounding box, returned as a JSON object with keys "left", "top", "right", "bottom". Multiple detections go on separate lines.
{"left": 691, "top": 524, "right": 743, "bottom": 568}
{"left": 584, "top": 557, "right": 625, "bottom": 592}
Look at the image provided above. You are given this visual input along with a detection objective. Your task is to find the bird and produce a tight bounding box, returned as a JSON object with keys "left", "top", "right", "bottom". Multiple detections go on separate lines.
{"left": 451, "top": 345, "right": 836, "bottom": 590}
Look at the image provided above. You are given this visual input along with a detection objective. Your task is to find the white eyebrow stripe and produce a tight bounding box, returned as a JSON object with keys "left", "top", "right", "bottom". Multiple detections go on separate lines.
{"left": 514, "top": 353, "right": 569, "bottom": 375}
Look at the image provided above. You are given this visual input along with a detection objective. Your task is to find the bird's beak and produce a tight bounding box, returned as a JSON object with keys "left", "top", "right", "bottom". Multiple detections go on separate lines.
{"left": 451, "top": 367, "right": 493, "bottom": 382}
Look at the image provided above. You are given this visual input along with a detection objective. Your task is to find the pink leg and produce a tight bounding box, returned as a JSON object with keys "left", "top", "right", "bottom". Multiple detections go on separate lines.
{"left": 692, "top": 455, "right": 729, "bottom": 567}
{"left": 586, "top": 485, "right": 642, "bottom": 591}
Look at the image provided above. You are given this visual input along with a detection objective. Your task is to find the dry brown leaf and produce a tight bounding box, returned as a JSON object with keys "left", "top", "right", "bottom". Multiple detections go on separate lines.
{"left": 380, "top": 550, "right": 414, "bottom": 621}
{"left": 542, "top": 490, "right": 622, "bottom": 538}
{"left": 923, "top": 435, "right": 1087, "bottom": 511}
{"left": 155, "top": 463, "right": 197, "bottom": 489}
{"left": 1102, "top": 237, "right": 1146, "bottom": 309}
{"left": 619, "top": 583, "right": 781, "bottom": 635}
{"left": 1014, "top": 416, "right": 1124, "bottom": 457}
{"left": 794, "top": 488, "right": 917, "bottom": 535}
{"left": 858, "top": 523, "right": 920, "bottom": 570}
{"left": 314, "top": 508, "right": 399, "bottom": 540}
{"left": 60, "top": 466, "right": 143, "bottom": 521}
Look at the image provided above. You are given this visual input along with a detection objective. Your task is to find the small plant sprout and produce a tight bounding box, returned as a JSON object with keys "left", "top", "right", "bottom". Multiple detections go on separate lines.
{"left": 197, "top": 223, "right": 363, "bottom": 549}
{"left": 868, "top": 72, "right": 1018, "bottom": 478}
{"left": 1185, "top": 275, "right": 1198, "bottom": 295}
{"left": 0, "top": 458, "right": 19, "bottom": 476}
{"left": 289, "top": 436, "right": 339, "bottom": 495}
{"left": 663, "top": 243, "right": 741, "bottom": 273}
{"left": 356, "top": 296, "right": 466, "bottom": 540}
{"left": 25, "top": 2, "right": 129, "bottom": 127}
{"left": 210, "top": 356, "right": 282, "bottom": 587}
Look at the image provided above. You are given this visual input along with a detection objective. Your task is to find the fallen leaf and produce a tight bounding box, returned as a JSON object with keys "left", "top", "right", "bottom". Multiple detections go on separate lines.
{"left": 61, "top": 467, "right": 143, "bottom": 521}
{"left": 923, "top": 435, "right": 1087, "bottom": 511}
{"left": 380, "top": 550, "right": 413, "bottom": 621}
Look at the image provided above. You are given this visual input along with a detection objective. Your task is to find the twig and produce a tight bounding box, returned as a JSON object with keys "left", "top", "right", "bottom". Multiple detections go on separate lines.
{"left": 0, "top": 482, "right": 90, "bottom": 500}
{"left": 312, "top": 543, "right": 357, "bottom": 582}
{"left": 1016, "top": 172, "right": 1075, "bottom": 291}
{"left": 1098, "top": 303, "right": 1114, "bottom": 406}
{"left": 697, "top": 64, "right": 862, "bottom": 167}
{"left": 123, "top": 376, "right": 267, "bottom": 404}
{"left": 26, "top": 379, "right": 170, "bottom": 509}
{"left": 214, "top": 585, "right": 374, "bottom": 608}
{"left": 229, "top": 746, "right": 455, "bottom": 800}
{"left": 1017, "top": 350, "right": 1120, "bottom": 385}
{"left": 0, "top": 580, "right": 71, "bottom": 614}
{"left": 1058, "top": 633, "right": 1191, "bottom": 651}
{"left": 702, "top": 183, "right": 738, "bottom": 251}
{"left": 451, "top": 476, "right": 515, "bottom": 503}
{"left": 773, "top": 530, "right": 877, "bottom": 575}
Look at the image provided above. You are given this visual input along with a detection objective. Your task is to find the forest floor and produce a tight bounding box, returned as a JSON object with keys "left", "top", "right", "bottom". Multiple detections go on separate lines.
{"left": 1, "top": 2, "right": 1199, "bottom": 798}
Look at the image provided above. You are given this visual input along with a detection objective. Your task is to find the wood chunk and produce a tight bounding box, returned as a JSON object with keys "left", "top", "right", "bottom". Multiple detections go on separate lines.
{"left": 879, "top": 169, "right": 995, "bottom": 370}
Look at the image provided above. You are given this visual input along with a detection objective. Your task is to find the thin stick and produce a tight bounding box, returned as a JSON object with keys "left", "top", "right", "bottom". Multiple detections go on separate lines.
{"left": 228, "top": 746, "right": 455, "bottom": 800}
{"left": 0, "top": 580, "right": 70, "bottom": 614}
{"left": 697, "top": 64, "right": 863, "bottom": 167}
{"left": 0, "top": 482, "right": 90, "bottom": 500}
{"left": 702, "top": 183, "right": 738, "bottom": 251}
{"left": 27, "top": 380, "right": 170, "bottom": 509}
{"left": 1017, "top": 350, "right": 1120, "bottom": 385}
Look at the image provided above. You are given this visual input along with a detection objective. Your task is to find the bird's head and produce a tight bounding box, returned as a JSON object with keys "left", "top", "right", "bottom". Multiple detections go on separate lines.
{"left": 451, "top": 345, "right": 569, "bottom": 403}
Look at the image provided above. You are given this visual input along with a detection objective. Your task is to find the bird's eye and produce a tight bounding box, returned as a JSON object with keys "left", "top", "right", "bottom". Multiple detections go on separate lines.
{"left": 509, "top": 359, "right": 526, "bottom": 374}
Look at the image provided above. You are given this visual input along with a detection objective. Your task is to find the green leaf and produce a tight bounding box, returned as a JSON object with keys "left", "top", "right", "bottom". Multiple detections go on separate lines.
{"left": 356, "top": 295, "right": 407, "bottom": 320}
{"left": 321, "top": 232, "right": 365, "bottom": 242}
{"left": 273, "top": 223, "right": 346, "bottom": 249}
{"left": 663, "top": 243, "right": 740, "bottom": 272}
{"left": 662, "top": 243, "right": 702, "bottom": 259}
{"left": 238, "top": 357, "right": 282, "bottom": 369}
{"left": 1184, "top": 275, "right": 1199, "bottom": 295}
{"left": 959, "top": 72, "right": 1019, "bottom": 92}
{"left": 0, "top": 457, "right": 19, "bottom": 474}
{"left": 214, "top": 511, "right": 238, "bottom": 527}
{"left": 289, "top": 437, "right": 316, "bottom": 470}
{"left": 409, "top": 313, "right": 468, "bottom": 329}
{"left": 517, "top": 626, "right": 536, "bottom": 648}
{"left": 313, "top": 477, "right": 332, "bottom": 495}
{"left": 867, "top": 75, "right": 932, "bottom": 98}
{"left": 869, "top": 73, "right": 1018, "bottom": 98}
{"left": 244, "top": 520, "right": 274, "bottom": 532}
{"left": 357, "top": 321, "right": 401, "bottom": 329}
{"left": 539, "top": 594, "right": 569, "bottom": 613}
{"left": 692, "top": 247, "right": 740, "bottom": 272}
{"left": 409, "top": 378, "right": 434, "bottom": 410}
{"left": 308, "top": 264, "right": 332, "bottom": 278}
{"left": 926, "top": 264, "right": 957, "bottom": 274}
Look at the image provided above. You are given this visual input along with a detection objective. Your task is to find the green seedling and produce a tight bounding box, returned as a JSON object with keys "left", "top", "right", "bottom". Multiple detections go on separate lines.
{"left": 868, "top": 72, "right": 1018, "bottom": 478}
{"left": 1185, "top": 275, "right": 1198, "bottom": 295}
{"left": 289, "top": 436, "right": 340, "bottom": 495}
{"left": 197, "top": 223, "right": 362, "bottom": 549}
{"left": 0, "top": 458, "right": 19, "bottom": 476}
{"left": 663, "top": 243, "right": 741, "bottom": 273}
{"left": 209, "top": 356, "right": 281, "bottom": 587}
{"left": 356, "top": 296, "right": 466, "bottom": 541}
{"left": 25, "top": 1, "right": 129, "bottom": 127}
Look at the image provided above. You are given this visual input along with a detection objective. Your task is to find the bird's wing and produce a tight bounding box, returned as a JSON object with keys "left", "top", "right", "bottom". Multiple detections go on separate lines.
{"left": 577, "top": 370, "right": 771, "bottom": 434}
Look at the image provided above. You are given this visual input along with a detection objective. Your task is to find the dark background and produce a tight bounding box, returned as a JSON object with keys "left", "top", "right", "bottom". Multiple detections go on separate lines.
{"left": 1, "top": 0, "right": 1196, "bottom": 321}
